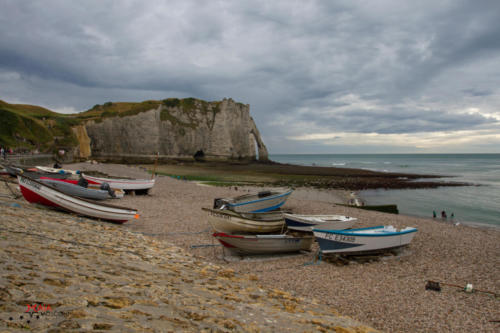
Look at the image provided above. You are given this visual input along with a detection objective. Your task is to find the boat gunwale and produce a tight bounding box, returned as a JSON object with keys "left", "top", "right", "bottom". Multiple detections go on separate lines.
{"left": 313, "top": 225, "right": 418, "bottom": 237}
{"left": 82, "top": 173, "right": 155, "bottom": 185}
{"left": 202, "top": 207, "right": 285, "bottom": 222}
{"left": 227, "top": 189, "right": 293, "bottom": 207}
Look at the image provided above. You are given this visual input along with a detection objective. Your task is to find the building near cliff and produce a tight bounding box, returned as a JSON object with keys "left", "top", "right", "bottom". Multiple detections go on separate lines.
{"left": 1, "top": 98, "right": 269, "bottom": 163}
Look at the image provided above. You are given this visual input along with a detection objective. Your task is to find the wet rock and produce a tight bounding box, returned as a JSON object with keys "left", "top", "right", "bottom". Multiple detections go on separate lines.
{"left": 102, "top": 297, "right": 134, "bottom": 309}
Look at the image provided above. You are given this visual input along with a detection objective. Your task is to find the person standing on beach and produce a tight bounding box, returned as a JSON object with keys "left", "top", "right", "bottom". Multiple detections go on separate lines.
{"left": 0, "top": 147, "right": 4, "bottom": 160}
{"left": 433, "top": 210, "right": 436, "bottom": 218}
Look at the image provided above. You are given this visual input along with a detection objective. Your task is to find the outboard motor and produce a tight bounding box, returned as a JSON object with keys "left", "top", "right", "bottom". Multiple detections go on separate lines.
{"left": 258, "top": 190, "right": 272, "bottom": 198}
{"left": 213, "top": 198, "right": 227, "bottom": 209}
{"left": 77, "top": 177, "right": 89, "bottom": 188}
{"left": 100, "top": 182, "right": 115, "bottom": 198}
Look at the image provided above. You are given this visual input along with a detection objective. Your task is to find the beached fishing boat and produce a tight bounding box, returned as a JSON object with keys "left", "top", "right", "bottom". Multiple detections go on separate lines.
{"left": 203, "top": 208, "right": 285, "bottom": 233}
{"left": 213, "top": 232, "right": 314, "bottom": 254}
{"left": 36, "top": 166, "right": 80, "bottom": 175}
{"left": 39, "top": 177, "right": 125, "bottom": 198}
{"left": 17, "top": 174, "right": 138, "bottom": 223}
{"left": 213, "top": 189, "right": 293, "bottom": 213}
{"left": 284, "top": 213, "right": 357, "bottom": 232}
{"left": 313, "top": 225, "right": 418, "bottom": 255}
{"left": 82, "top": 173, "right": 155, "bottom": 191}
{"left": 38, "top": 178, "right": 112, "bottom": 200}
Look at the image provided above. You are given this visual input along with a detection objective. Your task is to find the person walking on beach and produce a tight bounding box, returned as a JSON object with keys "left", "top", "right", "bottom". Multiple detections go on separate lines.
{"left": 441, "top": 210, "right": 447, "bottom": 220}
{"left": 433, "top": 210, "right": 436, "bottom": 218}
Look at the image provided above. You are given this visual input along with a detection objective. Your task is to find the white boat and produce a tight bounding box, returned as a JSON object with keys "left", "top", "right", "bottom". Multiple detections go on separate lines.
{"left": 213, "top": 232, "right": 314, "bottom": 254}
{"left": 82, "top": 173, "right": 155, "bottom": 191}
{"left": 284, "top": 213, "right": 357, "bottom": 232}
{"left": 313, "top": 225, "right": 418, "bottom": 255}
{"left": 17, "top": 174, "right": 138, "bottom": 223}
{"left": 213, "top": 189, "right": 293, "bottom": 213}
{"left": 203, "top": 208, "right": 285, "bottom": 233}
{"left": 36, "top": 166, "right": 80, "bottom": 175}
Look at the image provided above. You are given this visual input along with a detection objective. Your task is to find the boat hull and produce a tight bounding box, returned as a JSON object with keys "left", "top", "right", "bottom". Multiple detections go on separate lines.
{"left": 18, "top": 175, "right": 138, "bottom": 223}
{"left": 39, "top": 178, "right": 110, "bottom": 200}
{"left": 39, "top": 177, "right": 124, "bottom": 198}
{"left": 313, "top": 226, "right": 417, "bottom": 254}
{"left": 82, "top": 174, "right": 155, "bottom": 190}
{"left": 203, "top": 208, "right": 285, "bottom": 233}
{"left": 213, "top": 232, "right": 313, "bottom": 254}
{"left": 284, "top": 213, "right": 357, "bottom": 232}
{"left": 36, "top": 166, "right": 80, "bottom": 175}
{"left": 218, "top": 190, "right": 293, "bottom": 213}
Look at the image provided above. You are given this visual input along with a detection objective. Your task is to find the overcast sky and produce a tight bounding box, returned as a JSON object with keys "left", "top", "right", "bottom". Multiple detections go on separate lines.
{"left": 1, "top": 0, "right": 499, "bottom": 154}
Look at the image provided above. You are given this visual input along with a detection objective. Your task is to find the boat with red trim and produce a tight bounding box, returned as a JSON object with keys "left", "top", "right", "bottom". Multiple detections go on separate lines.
{"left": 17, "top": 174, "right": 138, "bottom": 223}
{"left": 82, "top": 173, "right": 155, "bottom": 191}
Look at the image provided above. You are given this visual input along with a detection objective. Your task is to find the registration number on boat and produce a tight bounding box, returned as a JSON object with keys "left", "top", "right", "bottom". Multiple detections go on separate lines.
{"left": 323, "top": 233, "right": 355, "bottom": 243}
{"left": 20, "top": 177, "right": 41, "bottom": 190}
{"left": 209, "top": 211, "right": 231, "bottom": 220}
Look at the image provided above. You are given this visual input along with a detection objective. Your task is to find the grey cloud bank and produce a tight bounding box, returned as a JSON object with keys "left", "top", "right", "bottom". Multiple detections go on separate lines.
{"left": 1, "top": 0, "right": 499, "bottom": 153}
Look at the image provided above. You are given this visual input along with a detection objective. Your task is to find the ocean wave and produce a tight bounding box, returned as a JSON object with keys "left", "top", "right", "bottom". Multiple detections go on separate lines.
{"left": 331, "top": 162, "right": 346, "bottom": 166}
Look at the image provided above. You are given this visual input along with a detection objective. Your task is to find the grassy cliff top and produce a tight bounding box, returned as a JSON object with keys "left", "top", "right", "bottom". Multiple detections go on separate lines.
{"left": 0, "top": 97, "right": 230, "bottom": 152}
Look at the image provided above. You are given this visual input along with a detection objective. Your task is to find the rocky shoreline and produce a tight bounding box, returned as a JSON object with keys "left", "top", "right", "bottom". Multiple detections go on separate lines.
{"left": 1, "top": 162, "right": 498, "bottom": 332}
{"left": 0, "top": 185, "right": 375, "bottom": 332}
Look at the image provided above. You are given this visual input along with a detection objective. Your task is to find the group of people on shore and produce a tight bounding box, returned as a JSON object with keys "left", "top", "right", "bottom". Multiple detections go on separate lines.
{"left": 0, "top": 147, "right": 10, "bottom": 160}
{"left": 433, "top": 210, "right": 454, "bottom": 221}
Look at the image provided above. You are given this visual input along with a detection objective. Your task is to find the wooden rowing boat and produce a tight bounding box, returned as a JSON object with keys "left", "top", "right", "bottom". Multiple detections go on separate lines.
{"left": 213, "top": 232, "right": 314, "bottom": 254}
{"left": 202, "top": 208, "right": 285, "bottom": 233}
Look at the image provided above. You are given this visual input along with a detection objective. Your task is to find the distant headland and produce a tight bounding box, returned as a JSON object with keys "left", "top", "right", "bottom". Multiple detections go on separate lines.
{"left": 0, "top": 98, "right": 268, "bottom": 163}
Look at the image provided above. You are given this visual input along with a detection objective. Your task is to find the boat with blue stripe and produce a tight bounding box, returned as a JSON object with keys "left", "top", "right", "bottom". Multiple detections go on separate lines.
{"left": 313, "top": 225, "right": 418, "bottom": 255}
{"left": 213, "top": 189, "right": 293, "bottom": 213}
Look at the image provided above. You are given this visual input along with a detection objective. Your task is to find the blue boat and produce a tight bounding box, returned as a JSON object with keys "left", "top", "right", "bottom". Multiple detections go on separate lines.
{"left": 313, "top": 225, "right": 417, "bottom": 255}
{"left": 213, "top": 189, "right": 293, "bottom": 213}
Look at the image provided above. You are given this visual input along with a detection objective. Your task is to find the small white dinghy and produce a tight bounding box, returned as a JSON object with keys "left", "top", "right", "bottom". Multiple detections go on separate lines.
{"left": 82, "top": 173, "right": 155, "bottom": 191}
{"left": 36, "top": 166, "right": 80, "bottom": 175}
{"left": 284, "top": 213, "right": 357, "bottom": 232}
{"left": 313, "top": 225, "right": 417, "bottom": 255}
{"left": 213, "top": 232, "right": 314, "bottom": 255}
{"left": 17, "top": 174, "right": 138, "bottom": 223}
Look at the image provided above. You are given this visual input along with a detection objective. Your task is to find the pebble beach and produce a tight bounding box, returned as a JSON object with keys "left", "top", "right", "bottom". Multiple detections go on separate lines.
{"left": 1, "top": 162, "right": 499, "bottom": 332}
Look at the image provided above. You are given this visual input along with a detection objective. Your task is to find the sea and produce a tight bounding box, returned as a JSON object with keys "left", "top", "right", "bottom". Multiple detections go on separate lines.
{"left": 269, "top": 154, "right": 500, "bottom": 229}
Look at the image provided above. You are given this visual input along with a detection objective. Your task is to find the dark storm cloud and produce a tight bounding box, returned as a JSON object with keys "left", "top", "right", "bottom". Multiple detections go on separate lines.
{"left": 302, "top": 108, "right": 495, "bottom": 134}
{"left": 0, "top": 0, "right": 499, "bottom": 152}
